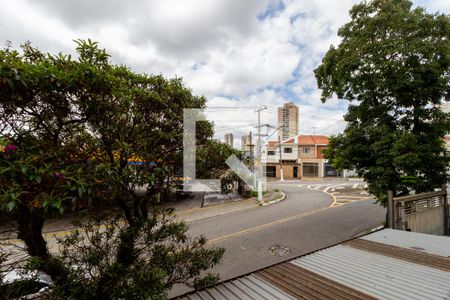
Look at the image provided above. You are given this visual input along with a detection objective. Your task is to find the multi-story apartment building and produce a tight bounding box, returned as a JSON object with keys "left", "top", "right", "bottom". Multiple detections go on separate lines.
{"left": 241, "top": 134, "right": 252, "bottom": 152}
{"left": 263, "top": 135, "right": 342, "bottom": 179}
{"left": 278, "top": 102, "right": 299, "bottom": 140}
{"left": 224, "top": 133, "right": 234, "bottom": 148}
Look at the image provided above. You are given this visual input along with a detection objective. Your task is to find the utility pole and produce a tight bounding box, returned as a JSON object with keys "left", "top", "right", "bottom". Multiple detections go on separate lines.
{"left": 248, "top": 131, "right": 253, "bottom": 158}
{"left": 254, "top": 105, "right": 267, "bottom": 202}
{"left": 278, "top": 135, "right": 284, "bottom": 181}
{"left": 312, "top": 126, "right": 317, "bottom": 135}
{"left": 264, "top": 124, "right": 285, "bottom": 182}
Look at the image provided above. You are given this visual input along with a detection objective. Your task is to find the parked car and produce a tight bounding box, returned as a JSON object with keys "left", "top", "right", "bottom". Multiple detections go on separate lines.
{"left": 1, "top": 269, "right": 52, "bottom": 299}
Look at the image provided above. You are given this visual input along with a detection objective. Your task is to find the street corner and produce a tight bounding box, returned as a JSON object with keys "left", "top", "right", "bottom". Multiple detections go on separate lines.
{"left": 260, "top": 190, "right": 286, "bottom": 206}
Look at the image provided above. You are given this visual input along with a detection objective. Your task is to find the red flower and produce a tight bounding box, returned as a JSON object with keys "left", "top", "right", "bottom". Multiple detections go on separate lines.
{"left": 4, "top": 144, "right": 17, "bottom": 156}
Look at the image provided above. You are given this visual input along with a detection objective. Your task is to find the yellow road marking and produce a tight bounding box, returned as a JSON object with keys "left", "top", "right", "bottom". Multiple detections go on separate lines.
{"left": 207, "top": 205, "right": 331, "bottom": 244}
{"left": 335, "top": 195, "right": 369, "bottom": 199}
{"left": 5, "top": 190, "right": 374, "bottom": 246}
{"left": 208, "top": 189, "right": 338, "bottom": 244}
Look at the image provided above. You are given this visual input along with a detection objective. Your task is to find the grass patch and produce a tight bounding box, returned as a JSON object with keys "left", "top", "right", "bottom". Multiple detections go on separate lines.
{"left": 251, "top": 190, "right": 267, "bottom": 197}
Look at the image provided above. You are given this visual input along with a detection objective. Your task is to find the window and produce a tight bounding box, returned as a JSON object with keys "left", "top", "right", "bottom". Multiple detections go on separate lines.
{"left": 268, "top": 150, "right": 275, "bottom": 155}
{"left": 303, "top": 147, "right": 310, "bottom": 154}
{"left": 284, "top": 147, "right": 292, "bottom": 153}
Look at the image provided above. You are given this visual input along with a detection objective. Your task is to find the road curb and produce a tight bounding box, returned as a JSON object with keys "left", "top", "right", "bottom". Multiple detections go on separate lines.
{"left": 261, "top": 191, "right": 286, "bottom": 206}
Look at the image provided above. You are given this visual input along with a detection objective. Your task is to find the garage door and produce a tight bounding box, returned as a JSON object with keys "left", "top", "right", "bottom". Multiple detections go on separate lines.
{"left": 324, "top": 163, "right": 342, "bottom": 177}
{"left": 302, "top": 163, "right": 318, "bottom": 177}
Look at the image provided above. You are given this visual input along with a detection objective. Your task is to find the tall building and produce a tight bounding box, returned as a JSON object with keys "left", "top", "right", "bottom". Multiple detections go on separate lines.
{"left": 224, "top": 133, "right": 234, "bottom": 148}
{"left": 241, "top": 134, "right": 252, "bottom": 151}
{"left": 278, "top": 102, "right": 299, "bottom": 140}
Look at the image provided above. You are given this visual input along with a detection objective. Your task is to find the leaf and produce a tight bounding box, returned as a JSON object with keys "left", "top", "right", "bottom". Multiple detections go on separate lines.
{"left": 6, "top": 78, "right": 13, "bottom": 89}
{"left": 0, "top": 167, "right": 11, "bottom": 175}
{"left": 7, "top": 201, "right": 15, "bottom": 212}
{"left": 35, "top": 176, "right": 42, "bottom": 184}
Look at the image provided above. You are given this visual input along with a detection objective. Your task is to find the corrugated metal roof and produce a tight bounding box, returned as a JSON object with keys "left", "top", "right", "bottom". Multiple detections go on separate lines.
{"left": 183, "top": 274, "right": 294, "bottom": 300}
{"left": 176, "top": 229, "right": 450, "bottom": 300}
{"left": 256, "top": 262, "right": 376, "bottom": 299}
{"left": 361, "top": 228, "right": 450, "bottom": 257}
{"left": 345, "top": 238, "right": 450, "bottom": 272}
{"left": 292, "top": 245, "right": 450, "bottom": 300}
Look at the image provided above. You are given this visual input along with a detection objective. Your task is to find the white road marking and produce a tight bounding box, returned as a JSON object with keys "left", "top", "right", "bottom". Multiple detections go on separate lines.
{"left": 324, "top": 183, "right": 349, "bottom": 192}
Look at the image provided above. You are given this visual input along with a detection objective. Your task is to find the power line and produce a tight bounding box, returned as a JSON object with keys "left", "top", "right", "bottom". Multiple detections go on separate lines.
{"left": 214, "top": 124, "right": 255, "bottom": 132}
{"left": 206, "top": 106, "right": 261, "bottom": 109}
{"left": 315, "top": 120, "right": 346, "bottom": 134}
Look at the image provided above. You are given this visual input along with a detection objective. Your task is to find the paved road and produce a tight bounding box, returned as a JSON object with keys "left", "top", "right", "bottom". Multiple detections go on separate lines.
{"left": 172, "top": 180, "right": 386, "bottom": 297}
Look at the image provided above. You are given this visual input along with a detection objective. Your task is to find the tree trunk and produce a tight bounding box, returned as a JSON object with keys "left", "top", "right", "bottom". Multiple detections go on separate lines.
{"left": 16, "top": 205, "right": 68, "bottom": 283}
{"left": 17, "top": 209, "right": 47, "bottom": 259}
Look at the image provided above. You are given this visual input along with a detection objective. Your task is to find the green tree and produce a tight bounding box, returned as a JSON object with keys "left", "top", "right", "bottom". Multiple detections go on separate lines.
{"left": 51, "top": 212, "right": 223, "bottom": 299}
{"left": 196, "top": 139, "right": 242, "bottom": 193}
{"left": 0, "top": 40, "right": 226, "bottom": 298}
{"left": 315, "top": 0, "right": 450, "bottom": 205}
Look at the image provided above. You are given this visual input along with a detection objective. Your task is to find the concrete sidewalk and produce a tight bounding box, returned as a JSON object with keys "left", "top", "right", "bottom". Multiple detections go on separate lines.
{"left": 40, "top": 191, "right": 284, "bottom": 234}
{"left": 176, "top": 191, "right": 285, "bottom": 223}
{"left": 176, "top": 198, "right": 258, "bottom": 223}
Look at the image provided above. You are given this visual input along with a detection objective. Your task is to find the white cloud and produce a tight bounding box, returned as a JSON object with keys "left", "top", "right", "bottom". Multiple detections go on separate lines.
{"left": 0, "top": 0, "right": 448, "bottom": 144}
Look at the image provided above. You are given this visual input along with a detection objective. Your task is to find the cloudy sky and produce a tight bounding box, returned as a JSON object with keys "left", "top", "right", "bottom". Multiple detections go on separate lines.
{"left": 1, "top": 0, "right": 449, "bottom": 146}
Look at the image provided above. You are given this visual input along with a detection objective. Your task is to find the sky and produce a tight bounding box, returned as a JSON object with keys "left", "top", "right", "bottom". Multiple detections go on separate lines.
{"left": 1, "top": 0, "right": 449, "bottom": 147}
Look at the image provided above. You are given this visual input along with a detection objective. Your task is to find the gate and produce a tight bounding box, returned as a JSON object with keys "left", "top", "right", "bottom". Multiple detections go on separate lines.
{"left": 388, "top": 188, "right": 449, "bottom": 235}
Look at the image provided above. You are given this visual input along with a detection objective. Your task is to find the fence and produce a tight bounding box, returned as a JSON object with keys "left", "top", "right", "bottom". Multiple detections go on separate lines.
{"left": 387, "top": 187, "right": 449, "bottom": 235}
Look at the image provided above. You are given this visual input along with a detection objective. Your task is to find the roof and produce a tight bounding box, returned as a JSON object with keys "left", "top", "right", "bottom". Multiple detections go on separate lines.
{"left": 176, "top": 229, "right": 450, "bottom": 300}
{"left": 266, "top": 135, "right": 329, "bottom": 148}
{"left": 297, "top": 135, "right": 329, "bottom": 145}
{"left": 267, "top": 141, "right": 278, "bottom": 147}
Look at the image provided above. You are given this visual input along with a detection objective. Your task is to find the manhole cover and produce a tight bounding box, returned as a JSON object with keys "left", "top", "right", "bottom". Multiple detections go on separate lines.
{"left": 269, "top": 244, "right": 291, "bottom": 257}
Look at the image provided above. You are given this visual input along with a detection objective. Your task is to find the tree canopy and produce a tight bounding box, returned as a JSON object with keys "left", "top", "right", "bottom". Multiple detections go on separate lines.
{"left": 0, "top": 40, "right": 227, "bottom": 298}
{"left": 315, "top": 0, "right": 450, "bottom": 204}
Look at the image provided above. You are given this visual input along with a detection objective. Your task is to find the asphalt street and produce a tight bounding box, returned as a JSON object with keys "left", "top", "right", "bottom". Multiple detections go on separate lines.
{"left": 172, "top": 180, "right": 386, "bottom": 297}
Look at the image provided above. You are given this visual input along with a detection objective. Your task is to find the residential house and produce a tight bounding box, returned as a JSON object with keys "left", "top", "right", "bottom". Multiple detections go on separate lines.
{"left": 263, "top": 134, "right": 342, "bottom": 179}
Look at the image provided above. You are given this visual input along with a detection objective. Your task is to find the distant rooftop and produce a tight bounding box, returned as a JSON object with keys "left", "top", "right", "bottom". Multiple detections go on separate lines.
{"left": 267, "top": 135, "right": 329, "bottom": 147}
{"left": 176, "top": 229, "right": 450, "bottom": 300}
